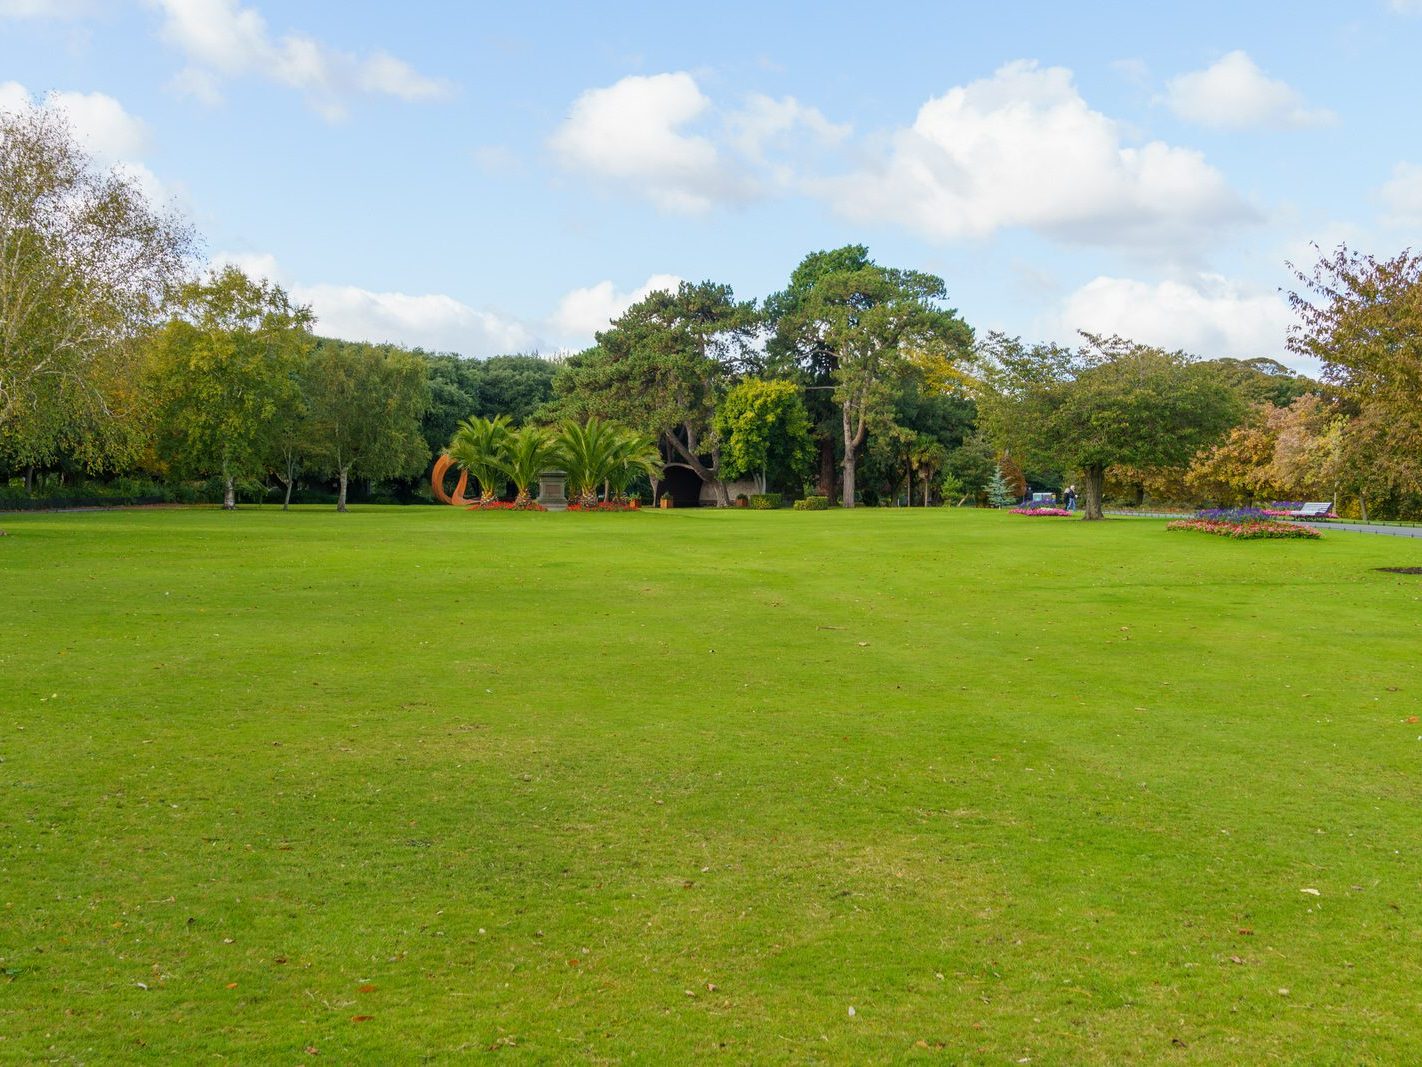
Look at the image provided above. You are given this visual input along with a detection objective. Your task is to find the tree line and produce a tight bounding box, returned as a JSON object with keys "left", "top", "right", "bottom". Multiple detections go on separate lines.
{"left": 5, "top": 101, "right": 1422, "bottom": 519}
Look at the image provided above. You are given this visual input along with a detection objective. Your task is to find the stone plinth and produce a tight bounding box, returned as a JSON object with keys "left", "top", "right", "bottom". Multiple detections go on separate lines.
{"left": 538, "top": 471, "right": 568, "bottom": 511}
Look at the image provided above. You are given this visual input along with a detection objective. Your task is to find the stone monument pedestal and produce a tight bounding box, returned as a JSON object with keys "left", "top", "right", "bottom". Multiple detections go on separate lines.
{"left": 537, "top": 471, "right": 568, "bottom": 511}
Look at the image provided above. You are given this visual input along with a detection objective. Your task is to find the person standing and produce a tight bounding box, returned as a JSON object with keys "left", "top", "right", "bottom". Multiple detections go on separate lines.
{"left": 1065, "top": 484, "right": 1077, "bottom": 512}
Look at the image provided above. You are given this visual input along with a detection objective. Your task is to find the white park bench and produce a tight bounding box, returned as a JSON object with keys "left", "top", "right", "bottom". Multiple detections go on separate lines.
{"left": 1286, "top": 501, "right": 1333, "bottom": 520}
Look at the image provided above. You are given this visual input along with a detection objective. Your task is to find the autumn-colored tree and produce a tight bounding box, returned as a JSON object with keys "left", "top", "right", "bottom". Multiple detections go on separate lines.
{"left": 1184, "top": 406, "right": 1280, "bottom": 505}
{"left": 1288, "top": 244, "right": 1422, "bottom": 507}
{"left": 1264, "top": 393, "right": 1343, "bottom": 499}
{"left": 1185, "top": 393, "right": 1342, "bottom": 506}
{"left": 997, "top": 452, "right": 1027, "bottom": 499}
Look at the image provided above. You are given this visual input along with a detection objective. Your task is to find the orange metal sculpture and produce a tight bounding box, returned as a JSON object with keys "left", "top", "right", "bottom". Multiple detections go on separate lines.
{"left": 431, "top": 453, "right": 479, "bottom": 506}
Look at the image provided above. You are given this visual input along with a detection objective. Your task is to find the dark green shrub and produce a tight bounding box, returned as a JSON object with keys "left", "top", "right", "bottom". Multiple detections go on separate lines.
{"left": 793, "top": 495, "right": 830, "bottom": 511}
{"left": 748, "top": 492, "right": 782, "bottom": 510}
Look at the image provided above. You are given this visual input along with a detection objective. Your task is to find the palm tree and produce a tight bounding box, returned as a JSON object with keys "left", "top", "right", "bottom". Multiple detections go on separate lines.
{"left": 557, "top": 417, "right": 623, "bottom": 507}
{"left": 607, "top": 429, "right": 663, "bottom": 503}
{"left": 496, "top": 424, "right": 562, "bottom": 508}
{"left": 911, "top": 438, "right": 948, "bottom": 507}
{"left": 447, "top": 415, "right": 511, "bottom": 505}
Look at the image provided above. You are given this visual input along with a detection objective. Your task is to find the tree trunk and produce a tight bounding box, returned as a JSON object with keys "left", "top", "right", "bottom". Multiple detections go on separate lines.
{"left": 1133, "top": 482, "right": 1145, "bottom": 507}
{"left": 817, "top": 437, "right": 835, "bottom": 498}
{"left": 905, "top": 461, "right": 913, "bottom": 506}
{"left": 1082, "top": 464, "right": 1106, "bottom": 521}
{"left": 282, "top": 477, "right": 294, "bottom": 510}
{"left": 664, "top": 428, "right": 730, "bottom": 506}
{"left": 337, "top": 467, "right": 349, "bottom": 512}
{"left": 222, "top": 474, "right": 236, "bottom": 511}
{"left": 24, "top": 465, "right": 33, "bottom": 494}
{"left": 922, "top": 474, "right": 930, "bottom": 508}
{"left": 840, "top": 401, "right": 867, "bottom": 508}
{"left": 1359, "top": 491, "right": 1368, "bottom": 523}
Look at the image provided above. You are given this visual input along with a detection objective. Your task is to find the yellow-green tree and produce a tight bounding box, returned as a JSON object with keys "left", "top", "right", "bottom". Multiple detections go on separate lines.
{"left": 149, "top": 268, "right": 312, "bottom": 509}
{"left": 303, "top": 340, "right": 430, "bottom": 512}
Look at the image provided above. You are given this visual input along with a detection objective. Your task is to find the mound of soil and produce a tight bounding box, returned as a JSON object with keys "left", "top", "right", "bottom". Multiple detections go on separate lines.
{"left": 1376, "top": 566, "right": 1422, "bottom": 575}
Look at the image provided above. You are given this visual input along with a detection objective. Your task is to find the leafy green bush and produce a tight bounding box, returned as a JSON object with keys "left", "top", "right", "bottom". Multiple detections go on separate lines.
{"left": 749, "top": 492, "right": 782, "bottom": 510}
{"left": 0, "top": 477, "right": 188, "bottom": 510}
{"left": 793, "top": 495, "right": 829, "bottom": 511}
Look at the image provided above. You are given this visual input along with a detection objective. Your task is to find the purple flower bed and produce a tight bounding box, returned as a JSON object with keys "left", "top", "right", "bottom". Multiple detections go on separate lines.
{"left": 1197, "top": 507, "right": 1269, "bottom": 522}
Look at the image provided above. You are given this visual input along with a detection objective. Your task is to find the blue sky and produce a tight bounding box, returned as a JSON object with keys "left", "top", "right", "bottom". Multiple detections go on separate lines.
{"left": 3, "top": 1, "right": 1421, "bottom": 368}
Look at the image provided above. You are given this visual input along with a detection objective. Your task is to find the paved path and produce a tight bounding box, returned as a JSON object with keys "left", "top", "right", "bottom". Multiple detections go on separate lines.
{"left": 1320, "top": 521, "right": 1422, "bottom": 538}
{"left": 1104, "top": 510, "right": 1422, "bottom": 539}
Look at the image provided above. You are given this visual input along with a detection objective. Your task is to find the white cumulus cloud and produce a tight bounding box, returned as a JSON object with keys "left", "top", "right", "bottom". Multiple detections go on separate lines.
{"left": 1379, "top": 161, "right": 1422, "bottom": 227}
{"left": 0, "top": 83, "right": 173, "bottom": 205}
{"left": 209, "top": 250, "right": 540, "bottom": 357}
{"left": 550, "top": 72, "right": 740, "bottom": 213}
{"left": 294, "top": 284, "right": 538, "bottom": 356}
{"left": 46, "top": 88, "right": 151, "bottom": 159}
{"left": 150, "top": 0, "right": 449, "bottom": 119}
{"left": 1165, "top": 50, "right": 1334, "bottom": 130}
{"left": 1051, "top": 274, "right": 1293, "bottom": 360}
{"left": 208, "top": 253, "right": 691, "bottom": 357}
{"left": 550, "top": 273, "right": 683, "bottom": 344}
{"left": 812, "top": 60, "right": 1252, "bottom": 252}
{"left": 550, "top": 72, "right": 853, "bottom": 212}
{"left": 0, "top": 83, "right": 150, "bottom": 159}
{"left": 726, "top": 92, "right": 849, "bottom": 162}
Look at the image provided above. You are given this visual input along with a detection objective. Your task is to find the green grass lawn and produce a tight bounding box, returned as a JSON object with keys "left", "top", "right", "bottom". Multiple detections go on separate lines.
{"left": 3, "top": 506, "right": 1421, "bottom": 1063}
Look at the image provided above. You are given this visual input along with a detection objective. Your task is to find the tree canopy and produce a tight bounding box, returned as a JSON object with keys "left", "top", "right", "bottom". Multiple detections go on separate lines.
{"left": 766, "top": 246, "right": 973, "bottom": 506}
{"left": 302, "top": 338, "right": 430, "bottom": 511}
{"left": 550, "top": 281, "right": 758, "bottom": 505}
{"left": 979, "top": 333, "right": 1242, "bottom": 519}
{"left": 1, "top": 104, "right": 192, "bottom": 474}
{"left": 148, "top": 267, "right": 313, "bottom": 509}
{"left": 1288, "top": 244, "right": 1422, "bottom": 508}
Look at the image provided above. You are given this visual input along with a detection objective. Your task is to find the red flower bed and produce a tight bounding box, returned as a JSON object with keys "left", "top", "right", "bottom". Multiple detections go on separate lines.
{"left": 1167, "top": 518, "right": 1320, "bottom": 540}
{"left": 1009, "top": 506, "right": 1071, "bottom": 516}
{"left": 566, "top": 501, "right": 640, "bottom": 512}
{"left": 466, "top": 499, "right": 547, "bottom": 511}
